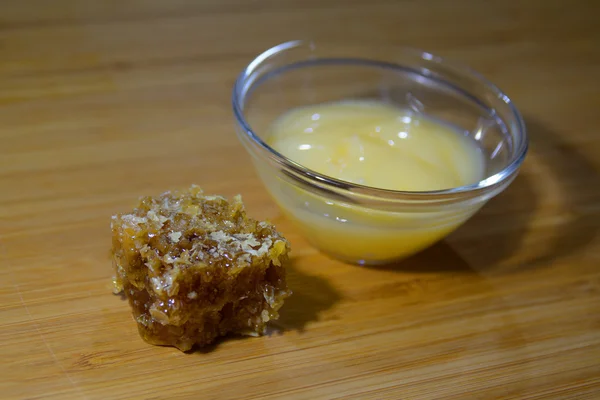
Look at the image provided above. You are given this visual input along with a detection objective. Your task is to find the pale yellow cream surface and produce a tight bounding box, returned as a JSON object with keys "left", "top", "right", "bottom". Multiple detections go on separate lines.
{"left": 264, "top": 100, "right": 486, "bottom": 263}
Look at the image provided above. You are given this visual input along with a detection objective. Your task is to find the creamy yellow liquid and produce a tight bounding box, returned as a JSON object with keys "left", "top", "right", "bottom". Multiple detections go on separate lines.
{"left": 263, "top": 100, "right": 486, "bottom": 263}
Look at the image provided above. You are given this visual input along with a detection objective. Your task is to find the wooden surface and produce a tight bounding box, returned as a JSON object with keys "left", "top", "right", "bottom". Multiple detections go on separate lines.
{"left": 1, "top": 1, "right": 600, "bottom": 399}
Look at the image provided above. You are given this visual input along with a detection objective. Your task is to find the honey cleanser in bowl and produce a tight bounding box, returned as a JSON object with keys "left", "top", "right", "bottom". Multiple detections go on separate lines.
{"left": 233, "top": 41, "right": 528, "bottom": 265}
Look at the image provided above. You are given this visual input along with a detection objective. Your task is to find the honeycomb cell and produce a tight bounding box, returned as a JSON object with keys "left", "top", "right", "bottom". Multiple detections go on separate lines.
{"left": 111, "top": 185, "right": 291, "bottom": 351}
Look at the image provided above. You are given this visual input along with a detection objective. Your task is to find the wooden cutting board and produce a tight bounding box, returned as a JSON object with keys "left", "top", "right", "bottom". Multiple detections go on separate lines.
{"left": 1, "top": 1, "right": 599, "bottom": 399}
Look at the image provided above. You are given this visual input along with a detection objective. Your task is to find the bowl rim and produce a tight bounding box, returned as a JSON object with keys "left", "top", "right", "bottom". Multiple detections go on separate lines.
{"left": 232, "top": 40, "right": 528, "bottom": 199}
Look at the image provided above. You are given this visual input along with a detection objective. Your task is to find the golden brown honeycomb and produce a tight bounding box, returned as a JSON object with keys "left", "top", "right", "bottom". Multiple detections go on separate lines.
{"left": 111, "top": 185, "right": 291, "bottom": 351}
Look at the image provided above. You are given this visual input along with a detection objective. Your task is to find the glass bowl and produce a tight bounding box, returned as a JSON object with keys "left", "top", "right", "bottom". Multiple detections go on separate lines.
{"left": 232, "top": 40, "right": 528, "bottom": 265}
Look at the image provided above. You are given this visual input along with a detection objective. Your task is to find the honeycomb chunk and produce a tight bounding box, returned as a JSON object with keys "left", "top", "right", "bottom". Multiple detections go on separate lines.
{"left": 111, "top": 185, "right": 291, "bottom": 351}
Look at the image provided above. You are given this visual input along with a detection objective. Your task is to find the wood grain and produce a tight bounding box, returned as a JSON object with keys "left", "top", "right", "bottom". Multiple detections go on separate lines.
{"left": 1, "top": 1, "right": 599, "bottom": 399}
